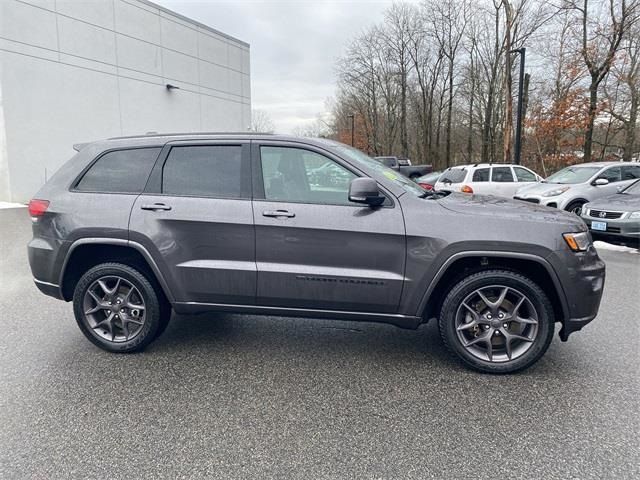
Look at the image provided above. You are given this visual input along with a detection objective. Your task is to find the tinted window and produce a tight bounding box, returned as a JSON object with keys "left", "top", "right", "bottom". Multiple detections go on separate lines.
{"left": 261, "top": 146, "right": 357, "bottom": 205}
{"left": 472, "top": 168, "right": 490, "bottom": 182}
{"left": 622, "top": 164, "right": 640, "bottom": 180}
{"left": 162, "top": 146, "right": 243, "bottom": 198}
{"left": 76, "top": 148, "right": 160, "bottom": 193}
{"left": 600, "top": 166, "right": 621, "bottom": 183}
{"left": 492, "top": 167, "right": 514, "bottom": 182}
{"left": 514, "top": 167, "right": 537, "bottom": 182}
{"left": 440, "top": 168, "right": 467, "bottom": 184}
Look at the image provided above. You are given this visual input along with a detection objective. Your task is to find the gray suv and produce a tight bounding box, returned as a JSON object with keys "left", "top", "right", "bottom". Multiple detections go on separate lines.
{"left": 28, "top": 134, "right": 605, "bottom": 373}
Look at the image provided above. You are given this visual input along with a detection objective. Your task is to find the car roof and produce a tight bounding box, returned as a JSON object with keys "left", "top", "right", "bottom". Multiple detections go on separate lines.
{"left": 74, "top": 132, "right": 339, "bottom": 151}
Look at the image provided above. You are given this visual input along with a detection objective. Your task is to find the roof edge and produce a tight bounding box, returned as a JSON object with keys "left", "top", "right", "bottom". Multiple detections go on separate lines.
{"left": 139, "top": 0, "right": 250, "bottom": 48}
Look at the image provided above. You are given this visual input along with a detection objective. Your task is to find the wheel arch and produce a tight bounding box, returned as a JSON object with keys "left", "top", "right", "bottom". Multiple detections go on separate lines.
{"left": 59, "top": 239, "right": 174, "bottom": 304}
{"left": 419, "top": 252, "right": 569, "bottom": 325}
{"left": 564, "top": 198, "right": 588, "bottom": 210}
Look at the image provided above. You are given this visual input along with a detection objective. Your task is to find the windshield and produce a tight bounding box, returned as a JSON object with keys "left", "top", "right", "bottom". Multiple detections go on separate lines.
{"left": 622, "top": 179, "right": 640, "bottom": 194}
{"left": 327, "top": 143, "right": 426, "bottom": 197}
{"left": 545, "top": 166, "right": 600, "bottom": 184}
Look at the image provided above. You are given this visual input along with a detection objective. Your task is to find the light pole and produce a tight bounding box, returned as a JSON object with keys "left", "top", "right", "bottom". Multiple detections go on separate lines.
{"left": 347, "top": 114, "right": 355, "bottom": 147}
{"left": 510, "top": 47, "right": 526, "bottom": 165}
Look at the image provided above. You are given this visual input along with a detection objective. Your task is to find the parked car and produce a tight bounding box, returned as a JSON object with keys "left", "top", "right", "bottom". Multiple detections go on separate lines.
{"left": 514, "top": 162, "right": 640, "bottom": 214}
{"left": 415, "top": 171, "right": 442, "bottom": 190}
{"left": 580, "top": 179, "right": 640, "bottom": 246}
{"left": 434, "top": 163, "right": 542, "bottom": 197}
{"left": 28, "top": 134, "right": 604, "bottom": 374}
{"left": 374, "top": 156, "right": 432, "bottom": 180}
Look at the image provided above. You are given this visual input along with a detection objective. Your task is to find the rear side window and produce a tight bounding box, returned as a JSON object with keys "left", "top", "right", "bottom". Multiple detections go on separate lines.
{"left": 472, "top": 168, "right": 490, "bottom": 182}
{"left": 76, "top": 148, "right": 160, "bottom": 193}
{"left": 622, "top": 164, "right": 640, "bottom": 180}
{"left": 514, "top": 167, "right": 537, "bottom": 182}
{"left": 492, "top": 167, "right": 514, "bottom": 182}
{"left": 162, "top": 145, "right": 244, "bottom": 198}
{"left": 440, "top": 168, "right": 467, "bottom": 183}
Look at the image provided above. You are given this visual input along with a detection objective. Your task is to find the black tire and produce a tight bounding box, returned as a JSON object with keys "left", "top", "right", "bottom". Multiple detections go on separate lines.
{"left": 73, "top": 262, "right": 164, "bottom": 353}
{"left": 438, "top": 269, "right": 555, "bottom": 374}
{"left": 565, "top": 200, "right": 585, "bottom": 215}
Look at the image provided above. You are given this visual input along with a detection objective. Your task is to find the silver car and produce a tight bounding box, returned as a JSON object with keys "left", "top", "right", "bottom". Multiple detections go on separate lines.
{"left": 581, "top": 179, "right": 640, "bottom": 245}
{"left": 514, "top": 162, "right": 640, "bottom": 214}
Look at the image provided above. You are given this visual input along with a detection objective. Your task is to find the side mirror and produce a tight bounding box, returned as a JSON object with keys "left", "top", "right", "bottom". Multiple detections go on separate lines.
{"left": 593, "top": 178, "right": 609, "bottom": 186}
{"left": 349, "top": 177, "right": 385, "bottom": 206}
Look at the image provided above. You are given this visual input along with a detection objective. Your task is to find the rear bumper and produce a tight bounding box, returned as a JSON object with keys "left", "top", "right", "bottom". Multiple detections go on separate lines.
{"left": 546, "top": 245, "right": 606, "bottom": 341}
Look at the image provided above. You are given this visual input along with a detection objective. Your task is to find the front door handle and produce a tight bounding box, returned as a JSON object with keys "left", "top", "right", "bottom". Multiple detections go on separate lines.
{"left": 141, "top": 203, "right": 172, "bottom": 211}
{"left": 262, "top": 209, "right": 295, "bottom": 218}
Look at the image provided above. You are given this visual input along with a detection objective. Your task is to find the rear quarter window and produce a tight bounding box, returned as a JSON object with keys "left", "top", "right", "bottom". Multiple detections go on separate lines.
{"left": 440, "top": 169, "right": 467, "bottom": 183}
{"left": 75, "top": 147, "right": 161, "bottom": 193}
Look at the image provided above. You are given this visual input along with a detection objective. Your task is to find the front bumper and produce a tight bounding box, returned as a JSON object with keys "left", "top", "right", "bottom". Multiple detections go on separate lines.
{"left": 513, "top": 194, "right": 571, "bottom": 209}
{"left": 546, "top": 244, "right": 606, "bottom": 341}
{"left": 581, "top": 214, "right": 640, "bottom": 242}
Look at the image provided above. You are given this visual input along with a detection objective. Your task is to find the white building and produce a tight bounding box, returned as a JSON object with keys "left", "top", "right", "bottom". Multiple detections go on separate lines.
{"left": 0, "top": 0, "right": 251, "bottom": 202}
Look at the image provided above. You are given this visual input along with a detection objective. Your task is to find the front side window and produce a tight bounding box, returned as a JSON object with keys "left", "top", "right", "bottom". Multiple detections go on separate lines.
{"left": 162, "top": 146, "right": 244, "bottom": 198}
{"left": 472, "top": 168, "right": 490, "bottom": 182}
{"left": 600, "top": 166, "right": 622, "bottom": 183}
{"left": 492, "top": 167, "right": 514, "bottom": 182}
{"left": 261, "top": 146, "right": 357, "bottom": 205}
{"left": 514, "top": 167, "right": 537, "bottom": 182}
{"left": 76, "top": 148, "right": 160, "bottom": 193}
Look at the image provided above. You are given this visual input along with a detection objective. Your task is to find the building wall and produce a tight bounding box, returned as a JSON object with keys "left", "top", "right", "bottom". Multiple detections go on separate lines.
{"left": 0, "top": 0, "right": 251, "bottom": 202}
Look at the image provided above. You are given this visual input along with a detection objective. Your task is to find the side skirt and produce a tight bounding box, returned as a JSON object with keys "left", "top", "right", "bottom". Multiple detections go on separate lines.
{"left": 172, "top": 302, "right": 423, "bottom": 330}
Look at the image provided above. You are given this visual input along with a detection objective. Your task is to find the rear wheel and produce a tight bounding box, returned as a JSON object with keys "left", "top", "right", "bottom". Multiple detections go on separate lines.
{"left": 438, "top": 269, "right": 555, "bottom": 374}
{"left": 73, "top": 263, "right": 166, "bottom": 352}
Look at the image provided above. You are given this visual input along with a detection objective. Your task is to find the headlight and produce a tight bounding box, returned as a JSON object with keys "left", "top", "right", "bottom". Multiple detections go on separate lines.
{"left": 543, "top": 186, "right": 570, "bottom": 197}
{"left": 563, "top": 232, "right": 592, "bottom": 252}
{"left": 629, "top": 211, "right": 640, "bottom": 219}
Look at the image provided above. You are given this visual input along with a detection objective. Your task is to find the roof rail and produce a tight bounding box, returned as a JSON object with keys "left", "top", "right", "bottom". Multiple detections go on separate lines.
{"left": 107, "top": 132, "right": 274, "bottom": 140}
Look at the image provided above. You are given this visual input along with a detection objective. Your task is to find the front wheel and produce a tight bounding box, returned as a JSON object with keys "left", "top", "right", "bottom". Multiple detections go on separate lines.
{"left": 73, "top": 263, "right": 165, "bottom": 352}
{"left": 565, "top": 200, "right": 585, "bottom": 216}
{"left": 438, "top": 270, "right": 555, "bottom": 374}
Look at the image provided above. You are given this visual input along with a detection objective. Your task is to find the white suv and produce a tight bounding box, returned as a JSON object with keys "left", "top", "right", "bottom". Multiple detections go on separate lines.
{"left": 434, "top": 163, "right": 541, "bottom": 197}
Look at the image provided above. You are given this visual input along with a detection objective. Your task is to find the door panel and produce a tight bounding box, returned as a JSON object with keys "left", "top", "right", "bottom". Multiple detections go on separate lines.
{"left": 130, "top": 196, "right": 256, "bottom": 304}
{"left": 253, "top": 201, "right": 406, "bottom": 313}
{"left": 129, "top": 142, "right": 256, "bottom": 305}
{"left": 252, "top": 143, "right": 406, "bottom": 313}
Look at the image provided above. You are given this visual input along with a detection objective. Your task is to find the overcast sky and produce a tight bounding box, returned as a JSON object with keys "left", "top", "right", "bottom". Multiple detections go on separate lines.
{"left": 155, "top": 0, "right": 401, "bottom": 133}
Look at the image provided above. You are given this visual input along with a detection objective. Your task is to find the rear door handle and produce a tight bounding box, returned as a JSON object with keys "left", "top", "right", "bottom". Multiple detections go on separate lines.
{"left": 141, "top": 203, "right": 172, "bottom": 211}
{"left": 262, "top": 209, "right": 295, "bottom": 218}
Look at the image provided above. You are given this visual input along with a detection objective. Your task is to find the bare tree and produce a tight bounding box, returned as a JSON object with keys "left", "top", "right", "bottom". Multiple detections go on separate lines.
{"left": 605, "top": 20, "right": 640, "bottom": 161}
{"left": 566, "top": 0, "right": 637, "bottom": 162}
{"left": 250, "top": 109, "right": 276, "bottom": 133}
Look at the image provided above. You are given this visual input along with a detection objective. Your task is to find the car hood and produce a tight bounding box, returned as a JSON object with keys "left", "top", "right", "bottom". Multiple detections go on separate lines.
{"left": 515, "top": 182, "right": 575, "bottom": 195}
{"left": 436, "top": 192, "right": 586, "bottom": 228}
{"left": 586, "top": 193, "right": 640, "bottom": 211}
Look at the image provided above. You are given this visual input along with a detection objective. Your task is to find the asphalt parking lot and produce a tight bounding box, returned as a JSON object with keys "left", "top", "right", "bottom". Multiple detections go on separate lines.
{"left": 1, "top": 207, "right": 639, "bottom": 479}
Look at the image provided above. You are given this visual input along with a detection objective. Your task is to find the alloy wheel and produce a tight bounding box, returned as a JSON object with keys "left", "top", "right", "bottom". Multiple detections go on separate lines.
{"left": 455, "top": 285, "right": 539, "bottom": 363}
{"left": 82, "top": 276, "right": 146, "bottom": 343}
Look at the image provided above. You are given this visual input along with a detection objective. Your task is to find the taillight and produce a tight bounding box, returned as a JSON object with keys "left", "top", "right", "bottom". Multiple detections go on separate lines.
{"left": 419, "top": 183, "right": 433, "bottom": 190}
{"left": 461, "top": 185, "right": 474, "bottom": 194}
{"left": 28, "top": 199, "right": 49, "bottom": 218}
